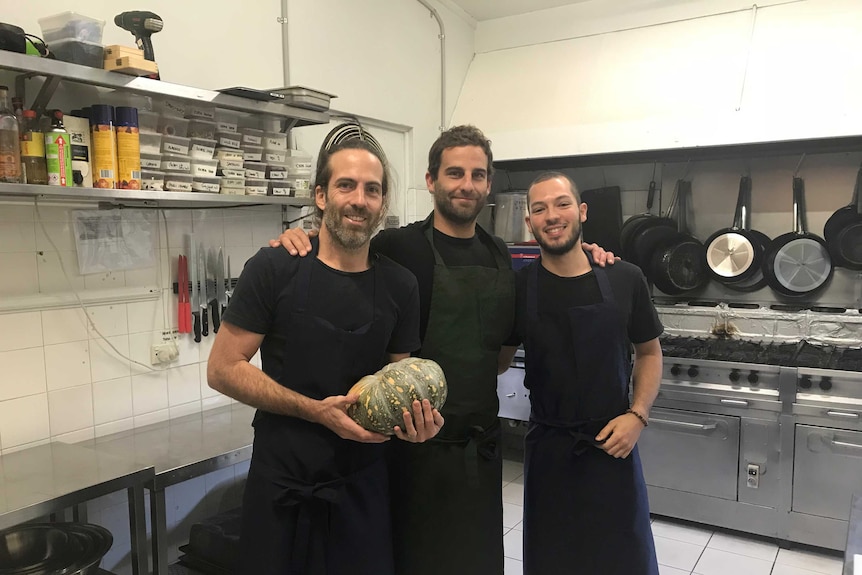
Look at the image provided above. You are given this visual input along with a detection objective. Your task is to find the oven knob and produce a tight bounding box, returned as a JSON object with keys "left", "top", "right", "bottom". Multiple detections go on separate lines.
{"left": 687, "top": 366, "right": 699, "bottom": 378}
{"left": 819, "top": 377, "right": 833, "bottom": 392}
{"left": 799, "top": 375, "right": 812, "bottom": 389}
{"left": 670, "top": 364, "right": 682, "bottom": 377}
{"left": 748, "top": 371, "right": 759, "bottom": 386}
{"left": 729, "top": 369, "right": 741, "bottom": 383}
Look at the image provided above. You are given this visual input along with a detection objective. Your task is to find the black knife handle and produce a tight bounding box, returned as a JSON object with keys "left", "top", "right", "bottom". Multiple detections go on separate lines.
{"left": 202, "top": 307, "right": 209, "bottom": 337}
{"left": 193, "top": 312, "right": 201, "bottom": 343}
{"left": 211, "top": 300, "right": 220, "bottom": 333}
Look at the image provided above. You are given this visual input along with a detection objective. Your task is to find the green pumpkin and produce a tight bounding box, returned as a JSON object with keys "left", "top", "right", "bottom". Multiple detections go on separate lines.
{"left": 347, "top": 357, "right": 447, "bottom": 435}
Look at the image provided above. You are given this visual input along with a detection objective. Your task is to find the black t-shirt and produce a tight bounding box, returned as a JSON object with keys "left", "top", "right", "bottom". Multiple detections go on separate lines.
{"left": 371, "top": 216, "right": 511, "bottom": 341}
{"left": 506, "top": 260, "right": 663, "bottom": 349}
{"left": 223, "top": 246, "right": 421, "bottom": 383}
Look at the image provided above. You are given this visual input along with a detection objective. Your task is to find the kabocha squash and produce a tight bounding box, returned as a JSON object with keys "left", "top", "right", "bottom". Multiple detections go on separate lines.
{"left": 347, "top": 357, "right": 447, "bottom": 435}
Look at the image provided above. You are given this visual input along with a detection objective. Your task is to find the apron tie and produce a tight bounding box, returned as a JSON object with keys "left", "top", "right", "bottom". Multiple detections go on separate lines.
{"left": 530, "top": 417, "right": 613, "bottom": 457}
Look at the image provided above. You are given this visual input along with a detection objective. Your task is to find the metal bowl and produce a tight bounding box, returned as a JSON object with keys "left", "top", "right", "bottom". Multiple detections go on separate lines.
{"left": 62, "top": 524, "right": 112, "bottom": 575}
{"left": 0, "top": 523, "right": 112, "bottom": 575}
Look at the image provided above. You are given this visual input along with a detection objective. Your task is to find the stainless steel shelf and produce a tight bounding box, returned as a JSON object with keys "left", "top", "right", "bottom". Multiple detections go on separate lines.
{"left": 0, "top": 182, "right": 315, "bottom": 208}
{"left": 0, "top": 52, "right": 329, "bottom": 126}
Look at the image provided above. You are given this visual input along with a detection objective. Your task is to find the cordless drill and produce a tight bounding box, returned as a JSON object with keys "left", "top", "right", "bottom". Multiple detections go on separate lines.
{"left": 114, "top": 11, "right": 163, "bottom": 79}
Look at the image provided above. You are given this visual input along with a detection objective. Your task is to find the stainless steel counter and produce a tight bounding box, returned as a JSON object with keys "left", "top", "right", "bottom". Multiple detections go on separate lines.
{"left": 0, "top": 442, "right": 153, "bottom": 575}
{"left": 79, "top": 403, "right": 255, "bottom": 575}
{"left": 847, "top": 493, "right": 862, "bottom": 575}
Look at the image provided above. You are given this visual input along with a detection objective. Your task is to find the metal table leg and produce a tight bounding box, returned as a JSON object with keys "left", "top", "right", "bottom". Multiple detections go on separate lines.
{"left": 127, "top": 484, "right": 149, "bottom": 575}
{"left": 150, "top": 488, "right": 169, "bottom": 575}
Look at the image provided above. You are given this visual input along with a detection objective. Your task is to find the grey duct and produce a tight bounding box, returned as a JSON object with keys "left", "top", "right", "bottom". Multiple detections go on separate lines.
{"left": 414, "top": 0, "right": 447, "bottom": 132}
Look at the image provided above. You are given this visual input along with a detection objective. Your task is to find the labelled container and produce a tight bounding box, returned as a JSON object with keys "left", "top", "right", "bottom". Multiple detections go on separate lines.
{"left": 90, "top": 105, "right": 118, "bottom": 189}
{"left": 246, "top": 178, "right": 268, "bottom": 196}
{"left": 115, "top": 107, "right": 141, "bottom": 190}
{"left": 137, "top": 110, "right": 159, "bottom": 134}
{"left": 241, "top": 128, "right": 263, "bottom": 146}
{"left": 161, "top": 135, "right": 190, "bottom": 156}
{"left": 264, "top": 132, "right": 287, "bottom": 151}
{"left": 267, "top": 165, "right": 289, "bottom": 180}
{"left": 264, "top": 150, "right": 287, "bottom": 164}
{"left": 269, "top": 180, "right": 291, "bottom": 196}
{"left": 155, "top": 99, "right": 185, "bottom": 118}
{"left": 216, "top": 149, "right": 244, "bottom": 169}
{"left": 189, "top": 138, "right": 217, "bottom": 160}
{"left": 44, "top": 110, "right": 74, "bottom": 187}
{"left": 244, "top": 162, "right": 267, "bottom": 179}
{"left": 140, "top": 153, "right": 161, "bottom": 170}
{"left": 187, "top": 119, "right": 217, "bottom": 140}
{"left": 215, "top": 131, "right": 241, "bottom": 150}
{"left": 215, "top": 110, "right": 240, "bottom": 133}
{"left": 141, "top": 170, "right": 165, "bottom": 191}
{"left": 219, "top": 168, "right": 245, "bottom": 179}
{"left": 49, "top": 39, "right": 104, "bottom": 68}
{"left": 139, "top": 132, "right": 162, "bottom": 154}
{"left": 164, "top": 172, "right": 194, "bottom": 192}
{"left": 157, "top": 115, "right": 190, "bottom": 138}
{"left": 285, "top": 156, "right": 313, "bottom": 175}
{"left": 273, "top": 86, "right": 335, "bottom": 111}
{"left": 192, "top": 177, "right": 220, "bottom": 193}
{"left": 221, "top": 176, "right": 245, "bottom": 189}
{"left": 287, "top": 176, "right": 312, "bottom": 196}
{"left": 243, "top": 145, "right": 263, "bottom": 162}
{"left": 161, "top": 153, "right": 191, "bottom": 173}
{"left": 221, "top": 186, "right": 245, "bottom": 195}
{"left": 186, "top": 104, "right": 216, "bottom": 121}
{"left": 38, "top": 12, "right": 105, "bottom": 44}
{"left": 190, "top": 159, "right": 218, "bottom": 177}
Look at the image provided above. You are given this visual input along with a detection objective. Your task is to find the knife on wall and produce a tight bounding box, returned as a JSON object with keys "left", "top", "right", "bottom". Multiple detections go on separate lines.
{"left": 207, "top": 247, "right": 220, "bottom": 334}
{"left": 216, "top": 248, "right": 227, "bottom": 327}
{"left": 198, "top": 242, "right": 208, "bottom": 337}
{"left": 190, "top": 242, "right": 201, "bottom": 342}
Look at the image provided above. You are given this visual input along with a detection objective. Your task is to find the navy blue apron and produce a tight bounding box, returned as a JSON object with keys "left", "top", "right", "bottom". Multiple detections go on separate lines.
{"left": 238, "top": 239, "right": 395, "bottom": 575}
{"left": 522, "top": 261, "right": 658, "bottom": 575}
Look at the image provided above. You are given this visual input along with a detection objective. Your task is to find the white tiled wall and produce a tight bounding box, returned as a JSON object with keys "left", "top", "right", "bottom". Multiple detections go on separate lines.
{"left": 0, "top": 201, "right": 283, "bottom": 455}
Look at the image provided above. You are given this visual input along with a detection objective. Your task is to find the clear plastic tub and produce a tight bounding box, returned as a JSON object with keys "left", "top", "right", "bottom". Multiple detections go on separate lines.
{"left": 269, "top": 181, "right": 291, "bottom": 196}
{"left": 242, "top": 146, "right": 263, "bottom": 162}
{"left": 218, "top": 168, "right": 245, "bottom": 179}
{"left": 188, "top": 119, "right": 217, "bottom": 140}
{"left": 285, "top": 156, "right": 313, "bottom": 174}
{"left": 267, "top": 165, "right": 289, "bottom": 180}
{"left": 190, "top": 159, "right": 218, "bottom": 177}
{"left": 140, "top": 153, "right": 162, "bottom": 170}
{"left": 38, "top": 12, "right": 105, "bottom": 44}
{"left": 264, "top": 150, "right": 287, "bottom": 164}
{"left": 241, "top": 128, "right": 264, "bottom": 146}
{"left": 49, "top": 39, "right": 104, "bottom": 68}
{"left": 244, "top": 162, "right": 267, "bottom": 180}
{"left": 221, "top": 176, "right": 245, "bottom": 189}
{"left": 137, "top": 110, "right": 159, "bottom": 134}
{"left": 246, "top": 179, "right": 268, "bottom": 196}
{"left": 286, "top": 177, "right": 312, "bottom": 194}
{"left": 161, "top": 154, "right": 191, "bottom": 173}
{"left": 141, "top": 170, "right": 165, "bottom": 191}
{"left": 192, "top": 177, "right": 221, "bottom": 193}
{"left": 161, "top": 135, "right": 191, "bottom": 156}
{"left": 155, "top": 99, "right": 185, "bottom": 118}
{"left": 157, "top": 115, "right": 190, "bottom": 138}
{"left": 164, "top": 173, "right": 194, "bottom": 192}
{"left": 215, "top": 110, "right": 240, "bottom": 133}
{"left": 140, "top": 133, "right": 163, "bottom": 155}
{"left": 189, "top": 138, "right": 217, "bottom": 160}
{"left": 220, "top": 187, "right": 245, "bottom": 196}
{"left": 216, "top": 132, "right": 241, "bottom": 150}
{"left": 264, "top": 132, "right": 288, "bottom": 151}
{"left": 216, "top": 149, "right": 244, "bottom": 169}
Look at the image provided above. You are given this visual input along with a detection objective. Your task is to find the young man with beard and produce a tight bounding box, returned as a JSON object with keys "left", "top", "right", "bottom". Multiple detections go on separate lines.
{"left": 207, "top": 124, "right": 444, "bottom": 575}
{"left": 505, "top": 172, "right": 663, "bottom": 575}
{"left": 275, "top": 126, "right": 615, "bottom": 575}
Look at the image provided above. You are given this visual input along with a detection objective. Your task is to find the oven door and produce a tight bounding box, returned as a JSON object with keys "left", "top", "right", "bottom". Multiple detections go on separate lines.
{"left": 497, "top": 356, "right": 530, "bottom": 422}
{"left": 793, "top": 424, "right": 862, "bottom": 521}
{"left": 638, "top": 407, "right": 741, "bottom": 501}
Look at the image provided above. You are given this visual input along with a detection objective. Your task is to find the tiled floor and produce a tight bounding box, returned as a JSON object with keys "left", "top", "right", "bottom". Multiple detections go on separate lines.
{"left": 500, "top": 459, "right": 846, "bottom": 575}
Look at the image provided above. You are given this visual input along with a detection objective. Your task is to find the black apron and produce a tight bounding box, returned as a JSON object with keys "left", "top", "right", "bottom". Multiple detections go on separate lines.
{"left": 522, "top": 261, "right": 658, "bottom": 575}
{"left": 239, "top": 239, "right": 396, "bottom": 575}
{"left": 386, "top": 214, "right": 515, "bottom": 575}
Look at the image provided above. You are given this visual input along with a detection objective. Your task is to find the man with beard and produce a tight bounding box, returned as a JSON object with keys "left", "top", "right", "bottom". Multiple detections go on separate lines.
{"left": 505, "top": 172, "right": 662, "bottom": 575}
{"left": 207, "top": 123, "right": 444, "bottom": 575}
{"left": 275, "top": 125, "right": 615, "bottom": 575}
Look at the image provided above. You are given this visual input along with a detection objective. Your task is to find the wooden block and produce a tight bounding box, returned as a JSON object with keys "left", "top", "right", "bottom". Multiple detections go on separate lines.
{"left": 103, "top": 45, "right": 144, "bottom": 59}
{"left": 104, "top": 55, "right": 159, "bottom": 76}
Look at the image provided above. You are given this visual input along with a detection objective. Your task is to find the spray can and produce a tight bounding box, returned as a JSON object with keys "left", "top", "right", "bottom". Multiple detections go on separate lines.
{"left": 115, "top": 107, "right": 141, "bottom": 190}
{"left": 90, "top": 104, "right": 118, "bottom": 189}
{"left": 44, "top": 110, "right": 73, "bottom": 187}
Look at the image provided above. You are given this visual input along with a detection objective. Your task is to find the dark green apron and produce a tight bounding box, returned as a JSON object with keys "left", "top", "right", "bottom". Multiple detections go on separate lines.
{"left": 387, "top": 214, "right": 515, "bottom": 575}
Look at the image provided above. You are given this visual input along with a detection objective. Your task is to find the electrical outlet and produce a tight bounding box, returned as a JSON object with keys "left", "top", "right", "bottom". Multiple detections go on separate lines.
{"left": 150, "top": 342, "right": 179, "bottom": 365}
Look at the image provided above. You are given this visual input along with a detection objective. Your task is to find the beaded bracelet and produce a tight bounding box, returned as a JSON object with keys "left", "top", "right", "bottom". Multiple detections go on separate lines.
{"left": 626, "top": 408, "right": 648, "bottom": 427}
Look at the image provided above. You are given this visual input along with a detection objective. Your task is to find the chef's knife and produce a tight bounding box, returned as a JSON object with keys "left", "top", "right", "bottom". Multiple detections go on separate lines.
{"left": 198, "top": 242, "right": 208, "bottom": 337}
{"left": 207, "top": 247, "right": 220, "bottom": 334}
{"left": 217, "top": 248, "right": 227, "bottom": 322}
{"left": 226, "top": 255, "right": 233, "bottom": 304}
{"left": 190, "top": 242, "right": 201, "bottom": 342}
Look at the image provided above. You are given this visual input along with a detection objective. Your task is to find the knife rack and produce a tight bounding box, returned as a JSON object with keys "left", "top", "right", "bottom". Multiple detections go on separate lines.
{"left": 172, "top": 278, "right": 237, "bottom": 295}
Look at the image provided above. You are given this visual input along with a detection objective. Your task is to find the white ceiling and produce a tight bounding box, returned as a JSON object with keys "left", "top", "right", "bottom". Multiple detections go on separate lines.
{"left": 447, "top": 0, "right": 594, "bottom": 21}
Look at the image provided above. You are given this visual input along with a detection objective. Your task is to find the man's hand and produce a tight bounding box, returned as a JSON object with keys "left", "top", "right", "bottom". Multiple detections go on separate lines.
{"left": 268, "top": 227, "right": 317, "bottom": 256}
{"left": 394, "top": 399, "right": 445, "bottom": 443}
{"left": 595, "top": 413, "right": 645, "bottom": 458}
{"left": 313, "top": 395, "right": 390, "bottom": 443}
{"left": 582, "top": 242, "right": 619, "bottom": 267}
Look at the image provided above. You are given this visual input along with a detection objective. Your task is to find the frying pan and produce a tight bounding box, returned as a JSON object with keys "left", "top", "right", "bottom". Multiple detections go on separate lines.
{"left": 620, "top": 180, "right": 658, "bottom": 262}
{"left": 649, "top": 180, "right": 710, "bottom": 295}
{"left": 704, "top": 176, "right": 764, "bottom": 284}
{"left": 629, "top": 180, "right": 681, "bottom": 271}
{"left": 763, "top": 177, "right": 834, "bottom": 297}
{"left": 823, "top": 166, "right": 862, "bottom": 270}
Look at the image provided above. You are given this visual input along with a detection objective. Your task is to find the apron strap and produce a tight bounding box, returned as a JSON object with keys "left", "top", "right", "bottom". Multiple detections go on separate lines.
{"left": 527, "top": 259, "right": 616, "bottom": 322}
{"left": 293, "top": 237, "right": 320, "bottom": 313}
{"left": 422, "top": 212, "right": 509, "bottom": 270}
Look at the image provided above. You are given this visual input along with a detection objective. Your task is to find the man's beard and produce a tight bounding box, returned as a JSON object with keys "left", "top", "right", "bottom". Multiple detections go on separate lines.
{"left": 323, "top": 203, "right": 382, "bottom": 250}
{"left": 533, "top": 221, "right": 580, "bottom": 255}
{"left": 432, "top": 181, "right": 488, "bottom": 225}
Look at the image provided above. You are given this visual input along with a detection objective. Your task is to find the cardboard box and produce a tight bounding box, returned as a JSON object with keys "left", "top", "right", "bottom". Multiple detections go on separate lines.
{"left": 104, "top": 55, "right": 158, "bottom": 76}
{"left": 104, "top": 44, "right": 143, "bottom": 59}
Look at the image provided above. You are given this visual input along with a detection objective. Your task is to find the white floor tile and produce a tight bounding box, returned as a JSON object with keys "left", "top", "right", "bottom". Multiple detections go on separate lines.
{"left": 652, "top": 517, "right": 714, "bottom": 546}
{"left": 504, "top": 556, "right": 523, "bottom": 575}
{"left": 654, "top": 535, "right": 705, "bottom": 571}
{"left": 708, "top": 531, "right": 778, "bottom": 562}
{"left": 504, "top": 528, "right": 523, "bottom": 561}
{"left": 502, "top": 481, "right": 524, "bottom": 505}
{"left": 659, "top": 565, "right": 691, "bottom": 575}
{"left": 774, "top": 548, "right": 844, "bottom": 575}
{"left": 771, "top": 564, "right": 834, "bottom": 575}
{"left": 693, "top": 547, "right": 773, "bottom": 575}
{"left": 503, "top": 502, "right": 523, "bottom": 529}
{"left": 502, "top": 458, "right": 523, "bottom": 483}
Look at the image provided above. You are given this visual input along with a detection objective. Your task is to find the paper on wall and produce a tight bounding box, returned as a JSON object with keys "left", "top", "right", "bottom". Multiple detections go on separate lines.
{"left": 73, "top": 209, "right": 156, "bottom": 274}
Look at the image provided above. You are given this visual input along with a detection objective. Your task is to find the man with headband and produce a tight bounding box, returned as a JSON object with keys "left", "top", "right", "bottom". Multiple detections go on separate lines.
{"left": 208, "top": 123, "right": 444, "bottom": 575}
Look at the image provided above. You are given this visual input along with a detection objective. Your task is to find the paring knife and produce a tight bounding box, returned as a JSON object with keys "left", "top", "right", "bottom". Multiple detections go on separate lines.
{"left": 198, "top": 242, "right": 208, "bottom": 337}
{"left": 207, "top": 247, "right": 220, "bottom": 334}
{"left": 216, "top": 248, "right": 227, "bottom": 324}
{"left": 190, "top": 242, "right": 201, "bottom": 342}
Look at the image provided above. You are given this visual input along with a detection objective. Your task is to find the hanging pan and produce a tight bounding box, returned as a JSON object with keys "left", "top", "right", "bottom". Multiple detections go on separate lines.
{"left": 629, "top": 180, "right": 681, "bottom": 272}
{"left": 620, "top": 179, "right": 658, "bottom": 261}
{"left": 704, "top": 176, "right": 763, "bottom": 284}
{"left": 823, "top": 166, "right": 862, "bottom": 270}
{"left": 648, "top": 180, "right": 710, "bottom": 295}
{"left": 763, "top": 177, "right": 834, "bottom": 297}
{"left": 724, "top": 180, "right": 771, "bottom": 293}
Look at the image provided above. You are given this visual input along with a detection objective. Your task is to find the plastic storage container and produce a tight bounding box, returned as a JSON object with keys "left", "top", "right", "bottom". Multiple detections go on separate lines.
{"left": 190, "top": 159, "right": 218, "bottom": 177}
{"left": 139, "top": 133, "right": 162, "bottom": 155}
{"left": 272, "top": 86, "right": 335, "bottom": 111}
{"left": 189, "top": 138, "right": 217, "bottom": 160}
{"left": 161, "top": 154, "right": 191, "bottom": 173}
{"left": 140, "top": 153, "right": 162, "bottom": 170}
{"left": 287, "top": 177, "right": 312, "bottom": 197}
{"left": 243, "top": 162, "right": 267, "bottom": 180}
{"left": 186, "top": 105, "right": 216, "bottom": 121}
{"left": 192, "top": 177, "right": 221, "bottom": 193}
{"left": 49, "top": 40, "right": 104, "bottom": 68}
{"left": 245, "top": 179, "right": 268, "bottom": 196}
{"left": 155, "top": 99, "right": 185, "bottom": 118}
{"left": 269, "top": 180, "right": 291, "bottom": 196}
{"left": 187, "top": 119, "right": 217, "bottom": 140}
{"left": 221, "top": 176, "right": 245, "bottom": 190}
{"left": 267, "top": 165, "right": 289, "bottom": 180}
{"left": 264, "top": 132, "right": 287, "bottom": 151}
{"left": 215, "top": 149, "right": 244, "bottom": 169}
{"left": 242, "top": 146, "right": 263, "bottom": 162}
{"left": 221, "top": 186, "right": 245, "bottom": 195}
{"left": 241, "top": 128, "right": 263, "bottom": 146}
{"left": 157, "top": 115, "right": 190, "bottom": 138}
{"left": 161, "top": 135, "right": 191, "bottom": 156}
{"left": 164, "top": 172, "right": 194, "bottom": 192}
{"left": 38, "top": 12, "right": 105, "bottom": 44}
{"left": 285, "top": 156, "right": 313, "bottom": 175}
{"left": 215, "top": 132, "right": 241, "bottom": 150}
{"left": 141, "top": 170, "right": 165, "bottom": 191}
{"left": 264, "top": 150, "right": 287, "bottom": 164}
{"left": 137, "top": 110, "right": 159, "bottom": 134}
{"left": 215, "top": 110, "right": 240, "bottom": 133}
{"left": 219, "top": 168, "right": 245, "bottom": 179}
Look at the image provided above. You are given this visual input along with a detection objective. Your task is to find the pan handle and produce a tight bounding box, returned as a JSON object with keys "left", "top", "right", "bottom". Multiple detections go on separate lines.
{"left": 676, "top": 180, "right": 691, "bottom": 233}
{"left": 792, "top": 177, "right": 809, "bottom": 234}
{"left": 646, "top": 180, "right": 656, "bottom": 213}
{"left": 855, "top": 166, "right": 862, "bottom": 213}
{"left": 664, "top": 180, "right": 681, "bottom": 220}
{"left": 732, "top": 176, "right": 751, "bottom": 230}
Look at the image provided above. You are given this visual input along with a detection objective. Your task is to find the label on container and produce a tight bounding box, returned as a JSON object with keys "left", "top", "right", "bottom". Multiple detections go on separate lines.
{"left": 242, "top": 134, "right": 262, "bottom": 146}
{"left": 243, "top": 151, "right": 263, "bottom": 162}
{"left": 246, "top": 185, "right": 268, "bottom": 196}
{"left": 268, "top": 168, "right": 288, "bottom": 180}
{"left": 217, "top": 121, "right": 238, "bottom": 133}
{"left": 116, "top": 127, "right": 141, "bottom": 190}
{"left": 292, "top": 178, "right": 310, "bottom": 190}
{"left": 220, "top": 168, "right": 245, "bottom": 178}
{"left": 45, "top": 132, "right": 74, "bottom": 187}
{"left": 21, "top": 133, "right": 45, "bottom": 158}
{"left": 190, "top": 143, "right": 215, "bottom": 159}
{"left": 165, "top": 179, "right": 193, "bottom": 192}
{"left": 265, "top": 152, "right": 286, "bottom": 163}
{"left": 141, "top": 157, "right": 161, "bottom": 169}
{"left": 193, "top": 181, "right": 220, "bottom": 193}
{"left": 90, "top": 126, "right": 117, "bottom": 189}
{"left": 265, "top": 136, "right": 287, "bottom": 150}
{"left": 192, "top": 164, "right": 217, "bottom": 177}
{"left": 189, "top": 107, "right": 216, "bottom": 120}
{"left": 221, "top": 159, "right": 244, "bottom": 170}
{"left": 162, "top": 100, "right": 186, "bottom": 117}
{"left": 221, "top": 177, "right": 245, "bottom": 188}
{"left": 142, "top": 179, "right": 164, "bottom": 191}
{"left": 271, "top": 185, "right": 291, "bottom": 196}
{"left": 163, "top": 141, "right": 188, "bottom": 155}
{"left": 163, "top": 159, "right": 191, "bottom": 172}
{"left": 293, "top": 161, "right": 312, "bottom": 171}
{"left": 218, "top": 136, "right": 241, "bottom": 149}
{"left": 245, "top": 167, "right": 266, "bottom": 179}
